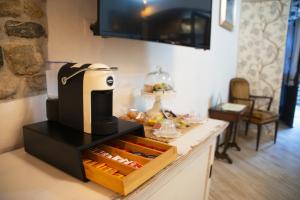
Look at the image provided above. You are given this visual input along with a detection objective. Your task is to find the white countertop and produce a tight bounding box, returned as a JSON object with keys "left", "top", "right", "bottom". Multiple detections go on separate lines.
{"left": 0, "top": 119, "right": 227, "bottom": 200}
{"left": 0, "top": 149, "right": 119, "bottom": 200}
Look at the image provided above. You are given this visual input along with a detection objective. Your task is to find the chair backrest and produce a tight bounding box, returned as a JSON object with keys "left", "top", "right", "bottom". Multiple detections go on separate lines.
{"left": 229, "top": 78, "right": 251, "bottom": 106}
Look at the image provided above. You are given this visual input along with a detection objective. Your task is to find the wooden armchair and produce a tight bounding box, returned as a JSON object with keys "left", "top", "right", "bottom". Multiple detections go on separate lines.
{"left": 229, "top": 78, "right": 279, "bottom": 151}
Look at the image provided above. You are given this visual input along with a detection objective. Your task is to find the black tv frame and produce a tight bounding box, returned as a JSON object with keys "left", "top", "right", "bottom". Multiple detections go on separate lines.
{"left": 91, "top": 0, "right": 212, "bottom": 50}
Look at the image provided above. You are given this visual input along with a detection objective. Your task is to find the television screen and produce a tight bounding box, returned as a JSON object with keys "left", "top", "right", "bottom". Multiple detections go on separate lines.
{"left": 96, "top": 0, "right": 212, "bottom": 49}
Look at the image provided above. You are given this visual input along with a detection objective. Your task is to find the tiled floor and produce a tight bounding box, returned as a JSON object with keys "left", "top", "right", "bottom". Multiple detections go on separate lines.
{"left": 209, "top": 112, "right": 300, "bottom": 200}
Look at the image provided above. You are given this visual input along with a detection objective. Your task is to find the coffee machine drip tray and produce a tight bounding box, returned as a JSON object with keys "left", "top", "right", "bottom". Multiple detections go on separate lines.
{"left": 92, "top": 116, "right": 119, "bottom": 135}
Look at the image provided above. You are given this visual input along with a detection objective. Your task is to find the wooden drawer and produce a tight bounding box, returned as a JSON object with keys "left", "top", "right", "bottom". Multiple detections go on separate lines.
{"left": 209, "top": 109, "right": 241, "bottom": 122}
{"left": 82, "top": 135, "right": 177, "bottom": 196}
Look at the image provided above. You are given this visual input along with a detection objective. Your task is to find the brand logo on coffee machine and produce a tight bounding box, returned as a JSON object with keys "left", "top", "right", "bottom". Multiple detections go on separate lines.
{"left": 106, "top": 76, "right": 114, "bottom": 86}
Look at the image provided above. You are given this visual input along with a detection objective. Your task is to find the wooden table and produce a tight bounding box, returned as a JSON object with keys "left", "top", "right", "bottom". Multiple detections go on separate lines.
{"left": 209, "top": 105, "right": 246, "bottom": 164}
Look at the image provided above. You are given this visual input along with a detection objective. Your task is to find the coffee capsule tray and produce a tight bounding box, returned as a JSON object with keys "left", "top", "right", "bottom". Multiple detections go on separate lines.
{"left": 82, "top": 135, "right": 177, "bottom": 195}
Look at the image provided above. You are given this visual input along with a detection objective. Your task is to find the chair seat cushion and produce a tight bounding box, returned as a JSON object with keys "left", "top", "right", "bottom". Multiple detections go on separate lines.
{"left": 244, "top": 109, "right": 279, "bottom": 124}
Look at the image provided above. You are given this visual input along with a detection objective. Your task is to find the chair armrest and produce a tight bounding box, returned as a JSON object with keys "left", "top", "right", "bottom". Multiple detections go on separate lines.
{"left": 231, "top": 97, "right": 254, "bottom": 105}
{"left": 249, "top": 95, "right": 273, "bottom": 111}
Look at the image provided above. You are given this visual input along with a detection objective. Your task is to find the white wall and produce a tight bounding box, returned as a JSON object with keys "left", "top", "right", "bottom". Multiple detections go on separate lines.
{"left": 0, "top": 95, "right": 47, "bottom": 153}
{"left": 0, "top": 0, "right": 240, "bottom": 154}
{"left": 47, "top": 0, "right": 241, "bottom": 117}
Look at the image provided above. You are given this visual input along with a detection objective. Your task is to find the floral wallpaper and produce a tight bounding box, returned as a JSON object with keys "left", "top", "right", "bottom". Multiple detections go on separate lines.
{"left": 237, "top": 0, "right": 291, "bottom": 135}
{"left": 237, "top": 0, "right": 291, "bottom": 113}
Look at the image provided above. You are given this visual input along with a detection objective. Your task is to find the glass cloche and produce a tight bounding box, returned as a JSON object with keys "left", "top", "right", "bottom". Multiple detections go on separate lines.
{"left": 142, "top": 67, "right": 175, "bottom": 117}
{"left": 143, "top": 67, "right": 174, "bottom": 93}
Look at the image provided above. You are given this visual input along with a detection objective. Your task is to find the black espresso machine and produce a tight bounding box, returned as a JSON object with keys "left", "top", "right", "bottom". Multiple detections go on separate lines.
{"left": 48, "top": 62, "right": 119, "bottom": 135}
{"left": 23, "top": 63, "right": 144, "bottom": 180}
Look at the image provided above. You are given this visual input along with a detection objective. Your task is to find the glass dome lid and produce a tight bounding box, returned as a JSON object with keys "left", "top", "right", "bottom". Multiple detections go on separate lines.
{"left": 143, "top": 67, "right": 174, "bottom": 93}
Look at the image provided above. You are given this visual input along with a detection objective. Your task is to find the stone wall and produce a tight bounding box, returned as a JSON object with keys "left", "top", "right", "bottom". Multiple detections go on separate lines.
{"left": 0, "top": 0, "right": 47, "bottom": 102}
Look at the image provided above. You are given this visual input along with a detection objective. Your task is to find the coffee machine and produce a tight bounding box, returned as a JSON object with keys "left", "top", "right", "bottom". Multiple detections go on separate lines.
{"left": 47, "top": 62, "right": 119, "bottom": 135}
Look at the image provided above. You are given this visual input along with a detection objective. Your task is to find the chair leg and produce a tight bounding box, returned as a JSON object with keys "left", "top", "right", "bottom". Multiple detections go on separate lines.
{"left": 274, "top": 120, "right": 279, "bottom": 144}
{"left": 245, "top": 122, "right": 249, "bottom": 136}
{"left": 256, "top": 124, "right": 262, "bottom": 151}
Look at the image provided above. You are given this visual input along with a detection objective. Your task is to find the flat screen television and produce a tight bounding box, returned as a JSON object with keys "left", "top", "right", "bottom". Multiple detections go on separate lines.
{"left": 92, "top": 0, "right": 212, "bottom": 49}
